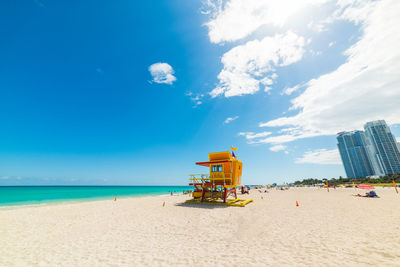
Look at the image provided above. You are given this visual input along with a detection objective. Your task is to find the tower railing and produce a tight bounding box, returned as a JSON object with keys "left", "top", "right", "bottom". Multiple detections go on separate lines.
{"left": 189, "top": 173, "right": 234, "bottom": 188}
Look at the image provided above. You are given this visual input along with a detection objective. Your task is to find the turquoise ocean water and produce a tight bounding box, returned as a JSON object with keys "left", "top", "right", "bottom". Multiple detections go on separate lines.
{"left": 0, "top": 186, "right": 191, "bottom": 207}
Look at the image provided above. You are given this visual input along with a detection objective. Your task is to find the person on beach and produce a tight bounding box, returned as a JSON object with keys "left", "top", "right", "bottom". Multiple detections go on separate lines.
{"left": 241, "top": 186, "right": 249, "bottom": 194}
{"left": 353, "top": 191, "right": 379, "bottom": 198}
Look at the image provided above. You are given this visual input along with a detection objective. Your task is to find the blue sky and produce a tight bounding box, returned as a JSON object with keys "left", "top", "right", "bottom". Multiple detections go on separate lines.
{"left": 1, "top": 0, "right": 399, "bottom": 185}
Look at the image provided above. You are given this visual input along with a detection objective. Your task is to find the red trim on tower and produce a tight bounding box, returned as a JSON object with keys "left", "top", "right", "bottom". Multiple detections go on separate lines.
{"left": 195, "top": 160, "right": 231, "bottom": 167}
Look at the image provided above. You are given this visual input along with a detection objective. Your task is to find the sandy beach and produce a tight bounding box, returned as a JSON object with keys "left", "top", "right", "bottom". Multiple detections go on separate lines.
{"left": 1, "top": 187, "right": 400, "bottom": 266}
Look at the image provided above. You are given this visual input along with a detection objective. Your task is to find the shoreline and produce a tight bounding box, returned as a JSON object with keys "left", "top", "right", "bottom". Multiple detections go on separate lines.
{"left": 0, "top": 185, "right": 191, "bottom": 208}
{"left": 1, "top": 185, "right": 396, "bottom": 209}
{"left": 0, "top": 192, "right": 185, "bottom": 210}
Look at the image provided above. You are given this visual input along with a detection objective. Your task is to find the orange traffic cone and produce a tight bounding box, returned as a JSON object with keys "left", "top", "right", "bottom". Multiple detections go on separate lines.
{"left": 296, "top": 200, "right": 299, "bottom": 207}
{"left": 114, "top": 196, "right": 117, "bottom": 201}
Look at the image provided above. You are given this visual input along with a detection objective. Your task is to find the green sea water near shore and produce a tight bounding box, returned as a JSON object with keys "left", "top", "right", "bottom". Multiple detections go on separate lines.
{"left": 0, "top": 186, "right": 190, "bottom": 206}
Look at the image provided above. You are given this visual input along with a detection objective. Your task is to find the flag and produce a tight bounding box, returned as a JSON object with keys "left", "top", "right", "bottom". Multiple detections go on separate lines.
{"left": 232, "top": 151, "right": 236, "bottom": 159}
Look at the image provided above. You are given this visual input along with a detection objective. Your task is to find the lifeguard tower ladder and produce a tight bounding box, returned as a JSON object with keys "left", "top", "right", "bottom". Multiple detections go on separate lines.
{"left": 186, "top": 149, "right": 253, "bottom": 207}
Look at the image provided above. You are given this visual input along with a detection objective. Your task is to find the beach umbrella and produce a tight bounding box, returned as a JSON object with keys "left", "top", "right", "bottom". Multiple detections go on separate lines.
{"left": 357, "top": 184, "right": 375, "bottom": 189}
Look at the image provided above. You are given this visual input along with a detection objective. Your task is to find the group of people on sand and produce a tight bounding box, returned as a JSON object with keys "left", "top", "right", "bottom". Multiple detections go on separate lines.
{"left": 170, "top": 190, "right": 193, "bottom": 196}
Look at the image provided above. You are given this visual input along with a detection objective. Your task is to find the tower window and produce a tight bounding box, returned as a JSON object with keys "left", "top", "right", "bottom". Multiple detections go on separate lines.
{"left": 212, "top": 164, "right": 223, "bottom": 172}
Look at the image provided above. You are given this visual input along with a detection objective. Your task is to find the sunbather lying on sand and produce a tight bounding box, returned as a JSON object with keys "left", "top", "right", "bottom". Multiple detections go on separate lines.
{"left": 353, "top": 191, "right": 379, "bottom": 198}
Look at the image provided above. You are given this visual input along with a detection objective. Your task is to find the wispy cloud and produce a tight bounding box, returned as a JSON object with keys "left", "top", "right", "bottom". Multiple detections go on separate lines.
{"left": 148, "top": 62, "right": 176, "bottom": 85}
{"left": 186, "top": 92, "right": 204, "bottom": 108}
{"left": 224, "top": 116, "right": 239, "bottom": 124}
{"left": 295, "top": 149, "right": 341, "bottom": 165}
{"left": 238, "top": 131, "right": 271, "bottom": 140}
{"left": 269, "top": 144, "right": 287, "bottom": 152}
{"left": 241, "top": 130, "right": 321, "bottom": 145}
{"left": 307, "top": 20, "right": 327, "bottom": 32}
{"left": 0, "top": 176, "right": 23, "bottom": 180}
{"left": 281, "top": 84, "right": 304, "bottom": 96}
{"left": 309, "top": 49, "right": 322, "bottom": 56}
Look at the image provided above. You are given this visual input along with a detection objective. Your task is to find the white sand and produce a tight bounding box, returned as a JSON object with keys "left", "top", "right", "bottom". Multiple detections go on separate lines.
{"left": 1, "top": 187, "right": 400, "bottom": 266}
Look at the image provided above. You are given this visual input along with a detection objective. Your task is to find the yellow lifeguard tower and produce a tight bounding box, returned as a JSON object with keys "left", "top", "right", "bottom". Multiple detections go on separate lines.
{"left": 186, "top": 148, "right": 253, "bottom": 207}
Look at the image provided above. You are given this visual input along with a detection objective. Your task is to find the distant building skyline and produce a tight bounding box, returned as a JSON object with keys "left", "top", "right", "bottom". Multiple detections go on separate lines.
{"left": 337, "top": 120, "right": 400, "bottom": 178}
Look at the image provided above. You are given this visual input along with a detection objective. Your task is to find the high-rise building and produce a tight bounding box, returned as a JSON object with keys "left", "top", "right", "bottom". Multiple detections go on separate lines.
{"left": 337, "top": 120, "right": 400, "bottom": 178}
{"left": 337, "top": 131, "right": 376, "bottom": 178}
{"left": 363, "top": 133, "right": 385, "bottom": 177}
{"left": 364, "top": 120, "right": 400, "bottom": 175}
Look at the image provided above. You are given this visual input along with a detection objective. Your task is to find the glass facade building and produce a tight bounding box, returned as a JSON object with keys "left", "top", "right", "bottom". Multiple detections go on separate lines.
{"left": 337, "top": 131, "right": 376, "bottom": 178}
{"left": 364, "top": 120, "right": 400, "bottom": 175}
{"left": 337, "top": 120, "right": 400, "bottom": 178}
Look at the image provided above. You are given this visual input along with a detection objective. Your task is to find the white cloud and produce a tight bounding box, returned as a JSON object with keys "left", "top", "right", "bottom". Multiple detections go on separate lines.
{"left": 259, "top": 0, "right": 400, "bottom": 144}
{"left": 247, "top": 131, "right": 321, "bottom": 145}
{"left": 148, "top": 63, "right": 176, "bottom": 85}
{"left": 295, "top": 149, "right": 341, "bottom": 165}
{"left": 0, "top": 176, "right": 9, "bottom": 180}
{"left": 269, "top": 144, "right": 287, "bottom": 152}
{"left": 238, "top": 131, "right": 271, "bottom": 140}
{"left": 307, "top": 21, "right": 327, "bottom": 33}
{"left": 204, "top": 0, "right": 328, "bottom": 44}
{"left": 282, "top": 84, "right": 303, "bottom": 96}
{"left": 224, "top": 116, "right": 239, "bottom": 124}
{"left": 210, "top": 31, "right": 305, "bottom": 98}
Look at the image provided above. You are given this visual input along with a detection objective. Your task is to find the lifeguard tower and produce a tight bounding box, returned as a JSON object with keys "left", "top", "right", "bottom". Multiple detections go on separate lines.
{"left": 186, "top": 148, "right": 253, "bottom": 207}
